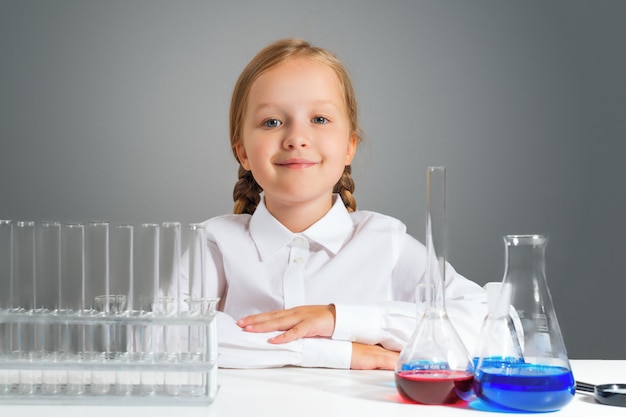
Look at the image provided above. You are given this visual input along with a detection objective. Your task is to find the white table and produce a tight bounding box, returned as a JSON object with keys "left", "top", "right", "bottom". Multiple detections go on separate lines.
{"left": 1, "top": 360, "right": 625, "bottom": 416}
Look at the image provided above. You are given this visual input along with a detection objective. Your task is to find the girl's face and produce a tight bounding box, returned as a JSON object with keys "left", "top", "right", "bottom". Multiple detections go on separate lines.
{"left": 236, "top": 57, "right": 357, "bottom": 214}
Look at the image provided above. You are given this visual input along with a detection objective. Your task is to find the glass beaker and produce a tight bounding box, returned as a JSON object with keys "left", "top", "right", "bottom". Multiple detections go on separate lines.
{"left": 395, "top": 167, "right": 474, "bottom": 405}
{"left": 473, "top": 235, "right": 574, "bottom": 412}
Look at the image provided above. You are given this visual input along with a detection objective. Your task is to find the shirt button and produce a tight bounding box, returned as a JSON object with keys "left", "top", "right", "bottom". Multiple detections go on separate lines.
{"left": 294, "top": 257, "right": 303, "bottom": 264}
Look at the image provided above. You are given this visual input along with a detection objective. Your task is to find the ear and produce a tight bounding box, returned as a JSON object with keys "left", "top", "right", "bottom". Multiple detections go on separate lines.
{"left": 344, "top": 132, "right": 358, "bottom": 165}
{"left": 235, "top": 143, "right": 251, "bottom": 171}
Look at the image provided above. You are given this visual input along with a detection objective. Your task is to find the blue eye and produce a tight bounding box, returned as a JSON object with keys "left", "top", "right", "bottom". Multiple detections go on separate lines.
{"left": 263, "top": 119, "right": 282, "bottom": 128}
{"left": 312, "top": 116, "right": 329, "bottom": 125}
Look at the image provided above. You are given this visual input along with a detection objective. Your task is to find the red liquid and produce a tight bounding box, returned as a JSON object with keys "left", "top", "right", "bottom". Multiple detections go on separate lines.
{"left": 395, "top": 370, "right": 474, "bottom": 405}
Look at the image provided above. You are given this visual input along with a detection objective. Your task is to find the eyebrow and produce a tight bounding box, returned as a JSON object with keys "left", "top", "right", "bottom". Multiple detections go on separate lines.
{"left": 251, "top": 100, "right": 341, "bottom": 112}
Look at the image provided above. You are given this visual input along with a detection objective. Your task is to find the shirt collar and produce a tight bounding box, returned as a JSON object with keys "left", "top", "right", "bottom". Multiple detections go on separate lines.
{"left": 249, "top": 195, "right": 354, "bottom": 260}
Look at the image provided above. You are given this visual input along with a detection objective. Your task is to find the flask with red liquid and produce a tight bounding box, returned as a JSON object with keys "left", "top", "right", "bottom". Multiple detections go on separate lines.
{"left": 394, "top": 167, "right": 475, "bottom": 405}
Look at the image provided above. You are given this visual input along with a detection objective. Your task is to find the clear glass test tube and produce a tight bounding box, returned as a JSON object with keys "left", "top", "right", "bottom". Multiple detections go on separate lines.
{"left": 86, "top": 222, "right": 112, "bottom": 394}
{"left": 0, "top": 220, "right": 12, "bottom": 311}
{"left": 13, "top": 221, "right": 36, "bottom": 312}
{"left": 110, "top": 225, "right": 132, "bottom": 314}
{"left": 14, "top": 221, "right": 36, "bottom": 394}
{"left": 187, "top": 223, "right": 208, "bottom": 372}
{"left": 136, "top": 224, "right": 160, "bottom": 395}
{"left": 159, "top": 222, "right": 181, "bottom": 315}
{"left": 161, "top": 222, "right": 182, "bottom": 395}
{"left": 0, "top": 220, "right": 12, "bottom": 394}
{"left": 87, "top": 222, "right": 110, "bottom": 314}
{"left": 188, "top": 223, "right": 208, "bottom": 314}
{"left": 134, "top": 224, "right": 159, "bottom": 314}
{"left": 37, "top": 222, "right": 62, "bottom": 312}
{"left": 61, "top": 223, "right": 86, "bottom": 313}
{"left": 61, "top": 223, "right": 86, "bottom": 395}
{"left": 37, "top": 221, "right": 62, "bottom": 394}
{"left": 111, "top": 225, "right": 133, "bottom": 395}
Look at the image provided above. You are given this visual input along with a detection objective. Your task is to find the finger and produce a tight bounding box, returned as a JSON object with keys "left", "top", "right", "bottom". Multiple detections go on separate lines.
{"left": 240, "top": 314, "right": 302, "bottom": 333}
{"left": 268, "top": 326, "right": 304, "bottom": 344}
{"left": 237, "top": 310, "right": 289, "bottom": 328}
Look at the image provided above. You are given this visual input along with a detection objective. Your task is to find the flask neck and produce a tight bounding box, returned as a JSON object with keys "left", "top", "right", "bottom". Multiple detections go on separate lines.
{"left": 503, "top": 235, "right": 548, "bottom": 279}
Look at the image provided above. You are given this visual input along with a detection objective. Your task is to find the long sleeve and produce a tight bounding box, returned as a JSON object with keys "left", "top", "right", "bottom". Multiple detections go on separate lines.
{"left": 331, "top": 234, "right": 487, "bottom": 356}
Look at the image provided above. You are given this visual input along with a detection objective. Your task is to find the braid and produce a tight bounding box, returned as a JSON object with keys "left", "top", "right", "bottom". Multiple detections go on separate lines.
{"left": 233, "top": 166, "right": 263, "bottom": 215}
{"left": 333, "top": 165, "right": 357, "bottom": 212}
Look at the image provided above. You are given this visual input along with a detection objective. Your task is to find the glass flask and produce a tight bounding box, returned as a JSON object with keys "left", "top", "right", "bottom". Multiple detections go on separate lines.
{"left": 473, "top": 235, "right": 575, "bottom": 412}
{"left": 395, "top": 167, "right": 474, "bottom": 405}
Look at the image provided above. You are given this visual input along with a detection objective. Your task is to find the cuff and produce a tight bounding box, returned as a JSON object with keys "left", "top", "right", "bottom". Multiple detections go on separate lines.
{"left": 331, "top": 304, "right": 382, "bottom": 345}
{"left": 300, "top": 338, "right": 352, "bottom": 369}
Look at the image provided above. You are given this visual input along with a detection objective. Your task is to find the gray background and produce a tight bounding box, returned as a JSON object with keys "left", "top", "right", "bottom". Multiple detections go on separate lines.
{"left": 1, "top": 0, "right": 624, "bottom": 359}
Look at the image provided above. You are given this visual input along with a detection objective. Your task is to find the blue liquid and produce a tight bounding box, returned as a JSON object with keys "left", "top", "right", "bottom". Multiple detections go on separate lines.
{"left": 474, "top": 363, "right": 575, "bottom": 412}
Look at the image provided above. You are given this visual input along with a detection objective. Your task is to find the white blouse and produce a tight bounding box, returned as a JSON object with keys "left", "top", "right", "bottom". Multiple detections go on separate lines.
{"left": 195, "top": 195, "right": 487, "bottom": 369}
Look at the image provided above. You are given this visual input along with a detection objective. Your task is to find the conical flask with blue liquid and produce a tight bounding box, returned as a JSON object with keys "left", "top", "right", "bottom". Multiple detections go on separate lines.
{"left": 394, "top": 167, "right": 474, "bottom": 405}
{"left": 473, "top": 235, "right": 575, "bottom": 412}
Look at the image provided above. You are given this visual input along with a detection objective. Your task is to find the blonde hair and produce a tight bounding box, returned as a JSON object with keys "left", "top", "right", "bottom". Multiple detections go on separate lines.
{"left": 230, "top": 38, "right": 363, "bottom": 215}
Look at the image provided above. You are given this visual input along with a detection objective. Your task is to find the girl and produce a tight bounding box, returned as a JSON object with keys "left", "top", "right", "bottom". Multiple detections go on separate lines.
{"left": 199, "top": 38, "right": 486, "bottom": 370}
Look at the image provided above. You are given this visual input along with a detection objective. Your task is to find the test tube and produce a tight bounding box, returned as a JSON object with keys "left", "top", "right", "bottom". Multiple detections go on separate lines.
{"left": 159, "top": 222, "right": 181, "bottom": 315}
{"left": 61, "top": 223, "right": 86, "bottom": 395}
{"left": 187, "top": 223, "right": 208, "bottom": 313}
{"left": 0, "top": 220, "right": 12, "bottom": 311}
{"left": 110, "top": 225, "right": 132, "bottom": 315}
{"left": 61, "top": 223, "right": 86, "bottom": 313}
{"left": 86, "top": 222, "right": 110, "bottom": 314}
{"left": 13, "top": 221, "right": 36, "bottom": 312}
{"left": 37, "top": 221, "right": 62, "bottom": 394}
{"left": 161, "top": 222, "right": 182, "bottom": 395}
{"left": 37, "top": 222, "right": 62, "bottom": 312}
{"left": 111, "top": 225, "right": 133, "bottom": 395}
{"left": 86, "top": 222, "right": 112, "bottom": 394}
{"left": 13, "top": 221, "right": 36, "bottom": 394}
{"left": 187, "top": 224, "right": 207, "bottom": 361}
{"left": 134, "top": 224, "right": 159, "bottom": 314}
{"left": 0, "top": 220, "right": 12, "bottom": 394}
{"left": 136, "top": 224, "right": 159, "bottom": 395}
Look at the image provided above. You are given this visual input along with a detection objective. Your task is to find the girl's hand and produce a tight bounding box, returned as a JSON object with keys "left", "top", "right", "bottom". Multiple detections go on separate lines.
{"left": 237, "top": 305, "right": 336, "bottom": 344}
{"left": 350, "top": 343, "right": 399, "bottom": 370}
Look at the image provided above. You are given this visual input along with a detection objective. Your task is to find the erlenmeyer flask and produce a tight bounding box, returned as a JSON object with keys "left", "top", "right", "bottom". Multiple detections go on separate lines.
{"left": 395, "top": 167, "right": 474, "bottom": 405}
{"left": 473, "top": 282, "right": 525, "bottom": 406}
{"left": 474, "top": 235, "right": 574, "bottom": 412}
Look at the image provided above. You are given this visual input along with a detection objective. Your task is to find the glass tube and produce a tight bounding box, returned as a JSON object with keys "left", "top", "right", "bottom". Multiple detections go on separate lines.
{"left": 0, "top": 220, "right": 12, "bottom": 311}
{"left": 110, "top": 225, "right": 132, "bottom": 314}
{"left": 134, "top": 224, "right": 159, "bottom": 314}
{"left": 86, "top": 222, "right": 110, "bottom": 314}
{"left": 111, "top": 225, "right": 134, "bottom": 395}
{"left": 13, "top": 221, "right": 36, "bottom": 394}
{"left": 186, "top": 223, "right": 207, "bottom": 394}
{"left": 61, "top": 223, "right": 86, "bottom": 394}
{"left": 187, "top": 223, "right": 208, "bottom": 313}
{"left": 161, "top": 222, "right": 182, "bottom": 395}
{"left": 159, "top": 222, "right": 181, "bottom": 315}
{"left": 37, "top": 221, "right": 62, "bottom": 394}
{"left": 425, "top": 167, "right": 446, "bottom": 309}
{"left": 86, "top": 222, "right": 111, "bottom": 394}
{"left": 37, "top": 221, "right": 62, "bottom": 312}
{"left": 13, "top": 221, "right": 36, "bottom": 312}
{"left": 0, "top": 220, "right": 12, "bottom": 393}
{"left": 61, "top": 223, "right": 86, "bottom": 313}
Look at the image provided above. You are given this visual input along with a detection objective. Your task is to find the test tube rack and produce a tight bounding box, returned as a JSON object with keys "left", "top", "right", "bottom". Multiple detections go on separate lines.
{"left": 0, "top": 220, "right": 219, "bottom": 405}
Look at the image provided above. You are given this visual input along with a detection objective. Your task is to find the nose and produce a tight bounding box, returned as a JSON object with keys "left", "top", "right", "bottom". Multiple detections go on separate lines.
{"left": 282, "top": 120, "right": 310, "bottom": 149}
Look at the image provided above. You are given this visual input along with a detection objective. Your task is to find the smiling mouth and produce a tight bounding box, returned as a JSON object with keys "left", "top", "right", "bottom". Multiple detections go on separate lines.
{"left": 276, "top": 160, "right": 318, "bottom": 169}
